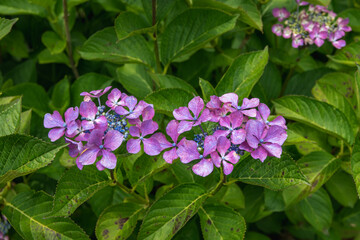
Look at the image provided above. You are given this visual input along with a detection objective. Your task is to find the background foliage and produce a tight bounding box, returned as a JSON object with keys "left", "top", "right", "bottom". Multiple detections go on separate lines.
{"left": 1, "top": 0, "right": 360, "bottom": 239}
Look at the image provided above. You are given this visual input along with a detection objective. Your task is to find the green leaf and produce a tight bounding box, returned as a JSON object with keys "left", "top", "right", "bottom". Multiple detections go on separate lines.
{"left": 151, "top": 74, "right": 197, "bottom": 94}
{"left": 0, "top": 96, "right": 21, "bottom": 136}
{"left": 0, "top": 134, "right": 66, "bottom": 184}
{"left": 2, "top": 82, "right": 50, "bottom": 116}
{"left": 299, "top": 188, "right": 333, "bottom": 232}
{"left": 239, "top": 186, "right": 271, "bottom": 223}
{"left": 114, "top": 11, "right": 153, "bottom": 40}
{"left": 19, "top": 109, "right": 32, "bottom": 135}
{"left": 41, "top": 31, "right": 66, "bottom": 55}
{"left": 355, "top": 69, "right": 360, "bottom": 120}
{"left": 138, "top": 183, "right": 207, "bottom": 240}
{"left": 3, "top": 191, "right": 89, "bottom": 240}
{"left": 198, "top": 205, "right": 246, "bottom": 240}
{"left": 245, "top": 232, "right": 271, "bottom": 240}
{"left": 4, "top": 58, "right": 37, "bottom": 84}
{"left": 264, "top": 189, "right": 285, "bottom": 212}
{"left": 282, "top": 151, "right": 341, "bottom": 206}
{"left": 0, "top": 0, "right": 46, "bottom": 16}
{"left": 38, "top": 49, "right": 70, "bottom": 66}
{"left": 327, "top": 41, "right": 360, "bottom": 67}
{"left": 339, "top": 201, "right": 360, "bottom": 230}
{"left": 0, "top": 17, "right": 17, "bottom": 41}
{"left": 0, "top": 30, "right": 29, "bottom": 59}
{"left": 338, "top": 8, "right": 360, "bottom": 32}
{"left": 215, "top": 47, "right": 269, "bottom": 98}
{"left": 79, "top": 27, "right": 155, "bottom": 68}
{"left": 70, "top": 73, "right": 112, "bottom": 106}
{"left": 273, "top": 96, "right": 355, "bottom": 146}
{"left": 229, "top": 153, "right": 308, "bottom": 191}
{"left": 199, "top": 78, "right": 216, "bottom": 102}
{"left": 49, "top": 76, "right": 70, "bottom": 114}
{"left": 325, "top": 170, "right": 357, "bottom": 208}
{"left": 96, "top": 203, "right": 145, "bottom": 240}
{"left": 351, "top": 134, "right": 360, "bottom": 198}
{"left": 144, "top": 88, "right": 194, "bottom": 116}
{"left": 159, "top": 8, "right": 237, "bottom": 66}
{"left": 303, "top": 0, "right": 330, "bottom": 6}
{"left": 312, "top": 82, "right": 358, "bottom": 132}
{"left": 211, "top": 183, "right": 245, "bottom": 209}
{"left": 116, "top": 64, "right": 153, "bottom": 98}
{"left": 49, "top": 166, "right": 111, "bottom": 217}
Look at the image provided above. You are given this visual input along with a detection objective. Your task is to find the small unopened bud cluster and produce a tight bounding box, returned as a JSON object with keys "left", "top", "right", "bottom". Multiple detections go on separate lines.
{"left": 272, "top": 0, "right": 351, "bottom": 49}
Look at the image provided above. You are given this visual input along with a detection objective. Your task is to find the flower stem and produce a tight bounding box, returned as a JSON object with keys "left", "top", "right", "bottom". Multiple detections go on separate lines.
{"left": 63, "top": 0, "right": 79, "bottom": 79}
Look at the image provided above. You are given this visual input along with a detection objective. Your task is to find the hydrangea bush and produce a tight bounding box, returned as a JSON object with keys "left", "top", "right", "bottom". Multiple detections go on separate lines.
{"left": 0, "top": 0, "right": 360, "bottom": 239}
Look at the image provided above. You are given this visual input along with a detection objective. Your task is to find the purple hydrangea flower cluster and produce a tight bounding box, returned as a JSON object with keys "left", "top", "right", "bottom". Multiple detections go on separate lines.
{"left": 44, "top": 88, "right": 287, "bottom": 177}
{"left": 272, "top": 1, "right": 351, "bottom": 49}
{"left": 0, "top": 215, "right": 10, "bottom": 240}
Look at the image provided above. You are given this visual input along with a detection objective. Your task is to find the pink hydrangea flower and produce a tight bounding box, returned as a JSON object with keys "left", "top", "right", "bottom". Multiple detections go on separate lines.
{"left": 272, "top": 24, "right": 283, "bottom": 37}
{"left": 292, "top": 35, "right": 304, "bottom": 48}
{"left": 128, "top": 105, "right": 155, "bottom": 127}
{"left": 256, "top": 103, "right": 287, "bottom": 129}
{"left": 115, "top": 96, "right": 151, "bottom": 119}
{"left": 105, "top": 88, "right": 127, "bottom": 110}
{"left": 80, "top": 101, "right": 107, "bottom": 131}
{"left": 219, "top": 93, "right": 259, "bottom": 117}
{"left": 329, "top": 32, "right": 346, "bottom": 49}
{"left": 309, "top": 26, "right": 328, "bottom": 47}
{"left": 80, "top": 86, "right": 112, "bottom": 98}
{"left": 210, "top": 136, "right": 240, "bottom": 175}
{"left": 272, "top": 8, "right": 290, "bottom": 21}
{"left": 213, "top": 111, "right": 246, "bottom": 145}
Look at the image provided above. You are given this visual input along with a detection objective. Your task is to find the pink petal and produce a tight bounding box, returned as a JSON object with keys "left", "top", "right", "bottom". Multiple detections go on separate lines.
{"left": 163, "top": 148, "right": 178, "bottom": 164}
{"left": 177, "top": 120, "right": 194, "bottom": 134}
{"left": 48, "top": 128, "right": 65, "bottom": 142}
{"left": 213, "top": 130, "right": 230, "bottom": 139}
{"left": 222, "top": 161, "right": 234, "bottom": 175}
{"left": 106, "top": 88, "right": 122, "bottom": 109}
{"left": 129, "top": 126, "right": 141, "bottom": 137}
{"left": 219, "top": 116, "right": 231, "bottom": 129}
{"left": 231, "top": 129, "right": 246, "bottom": 145}
{"left": 142, "top": 106, "right": 155, "bottom": 121}
{"left": 80, "top": 101, "right": 97, "bottom": 120}
{"left": 81, "top": 120, "right": 95, "bottom": 131}
{"left": 269, "top": 116, "right": 287, "bottom": 129}
{"left": 173, "top": 107, "right": 193, "bottom": 121}
{"left": 216, "top": 136, "right": 230, "bottom": 157}
{"left": 192, "top": 158, "right": 214, "bottom": 177}
{"left": 100, "top": 150, "right": 117, "bottom": 169}
{"left": 241, "top": 98, "right": 260, "bottom": 109}
{"left": 166, "top": 120, "right": 180, "bottom": 143}
{"left": 140, "top": 120, "right": 158, "bottom": 137}
{"left": 128, "top": 118, "right": 142, "bottom": 127}
{"left": 87, "top": 129, "right": 104, "bottom": 147}
{"left": 203, "top": 135, "right": 217, "bottom": 157}
{"left": 229, "top": 111, "right": 243, "bottom": 128}
{"left": 125, "top": 96, "right": 138, "bottom": 111}
{"left": 210, "top": 152, "right": 222, "bottom": 168}
{"left": 196, "top": 108, "right": 211, "bottom": 124}
{"left": 225, "top": 151, "right": 239, "bottom": 164}
{"left": 78, "top": 148, "right": 100, "bottom": 165}
{"left": 219, "top": 93, "right": 238, "bottom": 108}
{"left": 104, "top": 130, "right": 124, "bottom": 151}
{"left": 258, "top": 103, "right": 270, "bottom": 122}
{"left": 96, "top": 161, "right": 106, "bottom": 171}
{"left": 143, "top": 137, "right": 162, "bottom": 156}
{"left": 176, "top": 139, "right": 200, "bottom": 163}
{"left": 115, "top": 106, "right": 129, "bottom": 116}
{"left": 246, "top": 120, "right": 264, "bottom": 148}
{"left": 94, "top": 115, "right": 108, "bottom": 131}
{"left": 76, "top": 158, "right": 84, "bottom": 170}
{"left": 44, "top": 111, "right": 64, "bottom": 128}
{"left": 262, "top": 143, "right": 282, "bottom": 158}
{"left": 65, "top": 121, "right": 78, "bottom": 136}
{"left": 263, "top": 125, "right": 287, "bottom": 145}
{"left": 241, "top": 109, "right": 257, "bottom": 118}
{"left": 127, "top": 138, "right": 141, "bottom": 154}
{"left": 272, "top": 8, "right": 280, "bottom": 17}
{"left": 314, "top": 38, "right": 324, "bottom": 47}
{"left": 152, "top": 132, "right": 172, "bottom": 150}
{"left": 239, "top": 141, "right": 253, "bottom": 152}
{"left": 188, "top": 96, "right": 204, "bottom": 119}
{"left": 206, "top": 96, "right": 221, "bottom": 109}
{"left": 251, "top": 146, "right": 268, "bottom": 162}
{"left": 332, "top": 40, "right": 346, "bottom": 49}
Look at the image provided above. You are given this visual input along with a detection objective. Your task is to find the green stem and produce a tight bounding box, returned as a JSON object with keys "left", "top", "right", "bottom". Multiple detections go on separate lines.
{"left": 116, "top": 182, "right": 148, "bottom": 204}
{"left": 210, "top": 167, "right": 225, "bottom": 196}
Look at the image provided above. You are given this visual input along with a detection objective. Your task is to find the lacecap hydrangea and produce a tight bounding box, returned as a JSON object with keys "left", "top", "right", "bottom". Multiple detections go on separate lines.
{"left": 44, "top": 87, "right": 287, "bottom": 177}
{"left": 272, "top": 0, "right": 351, "bottom": 49}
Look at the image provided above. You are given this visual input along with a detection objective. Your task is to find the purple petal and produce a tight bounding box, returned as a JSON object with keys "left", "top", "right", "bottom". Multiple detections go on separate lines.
{"left": 142, "top": 106, "right": 155, "bottom": 121}
{"left": 173, "top": 107, "right": 193, "bottom": 121}
{"left": 125, "top": 96, "right": 138, "bottom": 111}
{"left": 272, "top": 8, "right": 280, "bottom": 17}
{"left": 44, "top": 111, "right": 64, "bottom": 128}
{"left": 94, "top": 115, "right": 108, "bottom": 131}
{"left": 269, "top": 116, "right": 287, "bottom": 129}
{"left": 65, "top": 138, "right": 83, "bottom": 157}
{"left": 104, "top": 130, "right": 124, "bottom": 151}
{"left": 163, "top": 148, "right": 178, "bottom": 164}
{"left": 231, "top": 129, "right": 246, "bottom": 145}
{"left": 96, "top": 161, "right": 106, "bottom": 171}
{"left": 129, "top": 126, "right": 141, "bottom": 137}
{"left": 213, "top": 130, "right": 230, "bottom": 139}
{"left": 222, "top": 161, "right": 234, "bottom": 175}
{"left": 262, "top": 143, "right": 282, "bottom": 158}
{"left": 127, "top": 138, "right": 141, "bottom": 154}
{"left": 128, "top": 118, "right": 142, "bottom": 127}
{"left": 239, "top": 141, "right": 252, "bottom": 152}
{"left": 229, "top": 111, "right": 243, "bottom": 128}
{"left": 258, "top": 103, "right": 270, "bottom": 122}
{"left": 219, "top": 116, "right": 231, "bottom": 129}
{"left": 216, "top": 136, "right": 230, "bottom": 157}
{"left": 64, "top": 107, "right": 79, "bottom": 123}
{"left": 188, "top": 96, "right": 204, "bottom": 119}
{"left": 48, "top": 128, "right": 65, "bottom": 142}
{"left": 246, "top": 120, "right": 264, "bottom": 148}
{"left": 264, "top": 125, "right": 287, "bottom": 145}
{"left": 76, "top": 158, "right": 84, "bottom": 170}
{"left": 210, "top": 152, "right": 222, "bottom": 168}
{"left": 81, "top": 120, "right": 95, "bottom": 131}
{"left": 80, "top": 101, "right": 97, "bottom": 120}
{"left": 100, "top": 150, "right": 117, "bottom": 169}
{"left": 225, "top": 151, "right": 239, "bottom": 164}
{"left": 177, "top": 120, "right": 194, "bottom": 134}
{"left": 206, "top": 96, "right": 221, "bottom": 109}
{"left": 106, "top": 88, "right": 122, "bottom": 109}
{"left": 87, "top": 129, "right": 104, "bottom": 147}
{"left": 166, "top": 120, "right": 180, "bottom": 143}
{"left": 115, "top": 106, "right": 129, "bottom": 116}
{"left": 251, "top": 146, "right": 268, "bottom": 162}
{"left": 66, "top": 121, "right": 78, "bottom": 136}
{"left": 332, "top": 40, "right": 346, "bottom": 49}
{"left": 140, "top": 120, "right": 158, "bottom": 137}
{"left": 152, "top": 132, "right": 172, "bottom": 150}
{"left": 203, "top": 135, "right": 217, "bottom": 157}
{"left": 241, "top": 109, "right": 257, "bottom": 118}
{"left": 314, "top": 38, "right": 324, "bottom": 47}
{"left": 272, "top": 24, "right": 283, "bottom": 37}
{"left": 192, "top": 158, "right": 214, "bottom": 177}
{"left": 176, "top": 139, "right": 200, "bottom": 163}
{"left": 241, "top": 98, "right": 259, "bottom": 109}
{"left": 143, "top": 137, "right": 162, "bottom": 156}
{"left": 219, "top": 93, "right": 238, "bottom": 108}
{"left": 196, "top": 108, "right": 211, "bottom": 124}
{"left": 78, "top": 148, "right": 100, "bottom": 165}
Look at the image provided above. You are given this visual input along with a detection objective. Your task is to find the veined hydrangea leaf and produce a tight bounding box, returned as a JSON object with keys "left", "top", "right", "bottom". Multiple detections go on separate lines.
{"left": 138, "top": 183, "right": 207, "bottom": 240}
{"left": 3, "top": 191, "right": 90, "bottom": 240}
{"left": 159, "top": 8, "right": 237, "bottom": 66}
{"left": 79, "top": 27, "right": 155, "bottom": 69}
{"left": 199, "top": 78, "right": 216, "bottom": 102}
{"left": 0, "top": 96, "right": 21, "bottom": 136}
{"left": 283, "top": 151, "right": 340, "bottom": 207}
{"left": 355, "top": 68, "right": 360, "bottom": 120}
{"left": 312, "top": 82, "right": 358, "bottom": 132}
{"left": 198, "top": 205, "right": 246, "bottom": 240}
{"left": 144, "top": 88, "right": 194, "bottom": 116}
{"left": 215, "top": 47, "right": 269, "bottom": 99}
{"left": 0, "top": 0, "right": 46, "bottom": 16}
{"left": 19, "top": 109, "right": 32, "bottom": 135}
{"left": 229, "top": 153, "right": 308, "bottom": 191}
{"left": 49, "top": 76, "right": 70, "bottom": 114}
{"left": 298, "top": 188, "right": 333, "bottom": 232}
{"left": 0, "top": 17, "right": 17, "bottom": 40}
{"left": 96, "top": 203, "right": 146, "bottom": 240}
{"left": 41, "top": 31, "right": 66, "bottom": 55}
{"left": 151, "top": 74, "right": 197, "bottom": 95}
{"left": 273, "top": 96, "right": 355, "bottom": 146}
{"left": 49, "top": 166, "right": 111, "bottom": 217}
{"left": 327, "top": 41, "right": 360, "bottom": 67}
{"left": 114, "top": 11, "right": 153, "bottom": 40}
{"left": 0, "top": 134, "right": 66, "bottom": 184}
{"left": 351, "top": 134, "right": 360, "bottom": 198}
{"left": 304, "top": 0, "right": 330, "bottom": 6}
